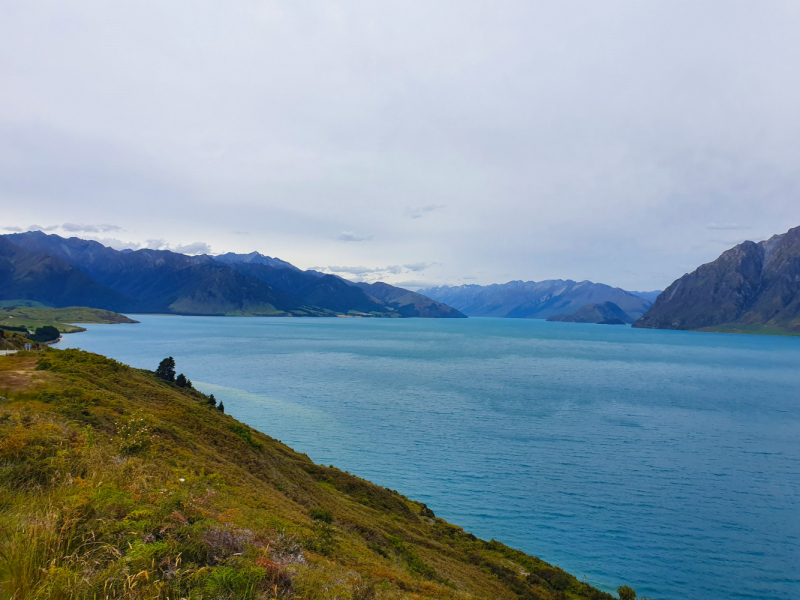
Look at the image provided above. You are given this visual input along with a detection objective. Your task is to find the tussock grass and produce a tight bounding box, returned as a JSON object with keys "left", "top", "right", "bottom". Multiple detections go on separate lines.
{"left": 0, "top": 349, "right": 618, "bottom": 599}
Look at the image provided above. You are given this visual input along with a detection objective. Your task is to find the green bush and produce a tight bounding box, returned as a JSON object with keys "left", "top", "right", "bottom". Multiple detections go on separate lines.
{"left": 618, "top": 585, "right": 636, "bottom": 600}
{"left": 309, "top": 508, "right": 333, "bottom": 523}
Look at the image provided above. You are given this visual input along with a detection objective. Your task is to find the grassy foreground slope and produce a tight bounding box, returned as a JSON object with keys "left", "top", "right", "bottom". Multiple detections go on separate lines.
{"left": 0, "top": 306, "right": 138, "bottom": 334}
{"left": 0, "top": 349, "right": 617, "bottom": 600}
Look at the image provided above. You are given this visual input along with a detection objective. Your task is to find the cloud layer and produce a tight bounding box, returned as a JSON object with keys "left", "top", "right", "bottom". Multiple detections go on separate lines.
{"left": 2, "top": 2, "right": 800, "bottom": 289}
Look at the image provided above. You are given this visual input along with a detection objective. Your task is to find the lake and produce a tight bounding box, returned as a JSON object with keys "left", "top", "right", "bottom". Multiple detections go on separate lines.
{"left": 60, "top": 316, "right": 800, "bottom": 599}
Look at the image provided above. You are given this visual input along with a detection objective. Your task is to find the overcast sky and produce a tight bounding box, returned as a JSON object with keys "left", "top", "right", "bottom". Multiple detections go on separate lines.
{"left": 2, "top": 1, "right": 800, "bottom": 290}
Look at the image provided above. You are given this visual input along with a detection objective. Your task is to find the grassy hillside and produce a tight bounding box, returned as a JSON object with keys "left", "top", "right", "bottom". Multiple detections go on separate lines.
{"left": 0, "top": 330, "right": 40, "bottom": 352}
{"left": 0, "top": 349, "right": 627, "bottom": 600}
{"left": 0, "top": 306, "right": 138, "bottom": 335}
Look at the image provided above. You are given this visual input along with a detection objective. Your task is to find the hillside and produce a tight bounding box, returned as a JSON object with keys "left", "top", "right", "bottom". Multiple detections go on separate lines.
{"left": 0, "top": 306, "right": 138, "bottom": 334}
{"left": 0, "top": 348, "right": 623, "bottom": 600}
{"left": 547, "top": 302, "right": 631, "bottom": 324}
{"left": 2, "top": 233, "right": 460, "bottom": 319}
{"left": 634, "top": 225, "right": 800, "bottom": 334}
{"left": 419, "top": 280, "right": 651, "bottom": 319}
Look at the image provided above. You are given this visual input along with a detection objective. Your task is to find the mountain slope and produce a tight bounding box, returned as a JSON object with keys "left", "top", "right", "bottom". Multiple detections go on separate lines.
{"left": 419, "top": 280, "right": 651, "bottom": 319}
{"left": 634, "top": 226, "right": 800, "bottom": 333}
{"left": 0, "top": 237, "right": 132, "bottom": 310}
{"left": 356, "top": 282, "right": 467, "bottom": 318}
{"left": 547, "top": 301, "right": 632, "bottom": 324}
{"left": 0, "top": 348, "right": 621, "bottom": 599}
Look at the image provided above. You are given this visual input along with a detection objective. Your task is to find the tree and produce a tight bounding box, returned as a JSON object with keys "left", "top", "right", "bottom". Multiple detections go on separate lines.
{"left": 175, "top": 373, "right": 188, "bottom": 388}
{"left": 618, "top": 586, "right": 636, "bottom": 600}
{"left": 207, "top": 394, "right": 217, "bottom": 407}
{"left": 155, "top": 357, "right": 176, "bottom": 382}
{"left": 217, "top": 402, "right": 224, "bottom": 413}
{"left": 30, "top": 325, "right": 60, "bottom": 343}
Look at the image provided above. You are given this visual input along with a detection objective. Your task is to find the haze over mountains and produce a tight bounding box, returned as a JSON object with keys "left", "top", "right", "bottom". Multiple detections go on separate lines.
{"left": 419, "top": 280, "right": 656, "bottom": 321}
{"left": 634, "top": 225, "right": 800, "bottom": 334}
{"left": 0, "top": 232, "right": 464, "bottom": 319}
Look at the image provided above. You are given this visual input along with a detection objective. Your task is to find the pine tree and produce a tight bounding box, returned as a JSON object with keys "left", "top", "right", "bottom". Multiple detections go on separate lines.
{"left": 217, "top": 402, "right": 225, "bottom": 413}
{"left": 155, "top": 357, "right": 176, "bottom": 382}
{"left": 175, "top": 373, "right": 190, "bottom": 388}
{"left": 208, "top": 394, "right": 217, "bottom": 407}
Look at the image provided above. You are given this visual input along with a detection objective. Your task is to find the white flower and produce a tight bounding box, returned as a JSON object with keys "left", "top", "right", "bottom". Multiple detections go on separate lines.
{"left": 179, "top": 478, "right": 185, "bottom": 482}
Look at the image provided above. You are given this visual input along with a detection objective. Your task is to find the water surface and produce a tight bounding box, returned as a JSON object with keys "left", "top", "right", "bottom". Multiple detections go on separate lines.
{"left": 61, "top": 316, "right": 800, "bottom": 599}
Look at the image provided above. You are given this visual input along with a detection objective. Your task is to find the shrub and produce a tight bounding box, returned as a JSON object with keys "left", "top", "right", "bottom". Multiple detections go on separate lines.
{"left": 175, "top": 373, "right": 192, "bottom": 388}
{"left": 309, "top": 508, "right": 333, "bottom": 523}
{"left": 618, "top": 585, "right": 636, "bottom": 600}
{"left": 229, "top": 423, "right": 262, "bottom": 449}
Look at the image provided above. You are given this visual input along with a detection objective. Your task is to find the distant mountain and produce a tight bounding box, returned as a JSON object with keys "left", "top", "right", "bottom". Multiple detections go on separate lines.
{"left": 0, "top": 237, "right": 131, "bottom": 310}
{"left": 213, "top": 251, "right": 300, "bottom": 271}
{"left": 1, "top": 232, "right": 461, "bottom": 318}
{"left": 356, "top": 282, "right": 466, "bottom": 318}
{"left": 547, "top": 301, "right": 632, "bottom": 324}
{"left": 419, "top": 280, "right": 651, "bottom": 319}
{"left": 628, "top": 290, "right": 662, "bottom": 303}
{"left": 634, "top": 226, "right": 800, "bottom": 333}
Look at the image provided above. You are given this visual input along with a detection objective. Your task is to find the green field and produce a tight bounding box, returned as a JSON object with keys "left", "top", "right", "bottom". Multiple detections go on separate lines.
{"left": 0, "top": 305, "right": 138, "bottom": 335}
{"left": 0, "top": 349, "right": 627, "bottom": 600}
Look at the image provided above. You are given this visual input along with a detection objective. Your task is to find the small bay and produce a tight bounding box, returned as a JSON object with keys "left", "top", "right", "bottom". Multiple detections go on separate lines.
{"left": 60, "top": 316, "right": 800, "bottom": 600}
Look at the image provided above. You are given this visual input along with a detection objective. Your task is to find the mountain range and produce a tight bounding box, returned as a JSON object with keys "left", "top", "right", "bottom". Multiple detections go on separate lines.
{"left": 0, "top": 232, "right": 464, "bottom": 318}
{"left": 419, "top": 280, "right": 656, "bottom": 320}
{"left": 634, "top": 225, "right": 800, "bottom": 334}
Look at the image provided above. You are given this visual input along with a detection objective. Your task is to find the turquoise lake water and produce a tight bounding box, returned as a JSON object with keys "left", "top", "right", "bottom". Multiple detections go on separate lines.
{"left": 60, "top": 316, "right": 800, "bottom": 599}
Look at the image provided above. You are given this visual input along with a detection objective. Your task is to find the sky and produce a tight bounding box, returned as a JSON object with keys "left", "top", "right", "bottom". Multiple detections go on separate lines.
{"left": 2, "top": 1, "right": 800, "bottom": 291}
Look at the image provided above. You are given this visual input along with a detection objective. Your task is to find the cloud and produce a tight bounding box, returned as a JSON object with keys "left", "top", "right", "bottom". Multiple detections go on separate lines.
{"left": 27, "top": 224, "right": 59, "bottom": 232}
{"left": 385, "top": 265, "right": 403, "bottom": 274}
{"left": 405, "top": 204, "right": 445, "bottom": 219}
{"left": 62, "top": 222, "right": 122, "bottom": 233}
{"left": 232, "top": 231, "right": 250, "bottom": 235}
{"left": 145, "top": 239, "right": 168, "bottom": 250}
{"left": 326, "top": 265, "right": 380, "bottom": 275}
{"left": 337, "top": 231, "right": 373, "bottom": 242}
{"left": 403, "top": 262, "right": 432, "bottom": 272}
{"left": 96, "top": 237, "right": 142, "bottom": 251}
{"left": 706, "top": 223, "right": 751, "bottom": 231}
{"left": 2, "top": 226, "right": 22, "bottom": 232}
{"left": 173, "top": 242, "right": 212, "bottom": 255}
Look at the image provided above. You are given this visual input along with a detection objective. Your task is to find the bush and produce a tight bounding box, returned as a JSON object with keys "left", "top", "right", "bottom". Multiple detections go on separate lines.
{"left": 175, "top": 373, "right": 192, "bottom": 389}
{"left": 309, "top": 508, "right": 333, "bottom": 523}
{"left": 618, "top": 585, "right": 636, "bottom": 600}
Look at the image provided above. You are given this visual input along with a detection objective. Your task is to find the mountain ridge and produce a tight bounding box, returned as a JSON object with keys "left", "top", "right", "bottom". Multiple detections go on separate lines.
{"left": 0, "top": 232, "right": 462, "bottom": 318}
{"left": 419, "top": 279, "right": 652, "bottom": 319}
{"left": 634, "top": 225, "right": 800, "bottom": 333}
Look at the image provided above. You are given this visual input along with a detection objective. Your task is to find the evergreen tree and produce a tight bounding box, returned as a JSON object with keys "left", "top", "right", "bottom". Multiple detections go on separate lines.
{"left": 217, "top": 402, "right": 224, "bottom": 413}
{"left": 175, "top": 373, "right": 189, "bottom": 388}
{"left": 208, "top": 394, "right": 217, "bottom": 407}
{"left": 155, "top": 357, "right": 176, "bottom": 382}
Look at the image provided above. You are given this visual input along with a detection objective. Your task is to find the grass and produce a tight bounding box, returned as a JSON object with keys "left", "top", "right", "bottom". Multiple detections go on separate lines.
{"left": 0, "top": 306, "right": 138, "bottom": 335}
{"left": 0, "top": 348, "right": 624, "bottom": 600}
